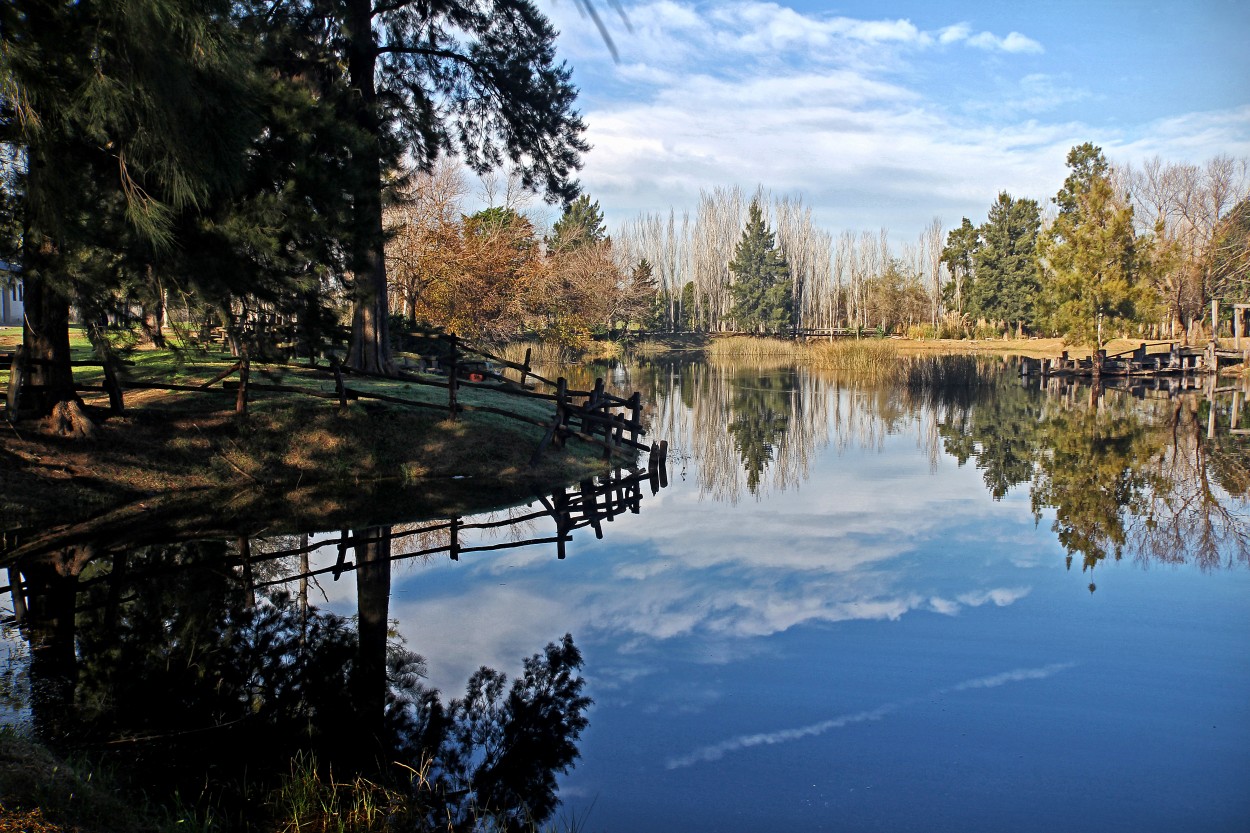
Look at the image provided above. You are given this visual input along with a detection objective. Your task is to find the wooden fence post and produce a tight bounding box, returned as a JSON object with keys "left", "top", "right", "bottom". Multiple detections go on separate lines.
{"left": 448, "top": 334, "right": 459, "bottom": 421}
{"left": 7, "top": 567, "right": 25, "bottom": 625}
{"left": 589, "top": 378, "right": 605, "bottom": 438}
{"left": 628, "top": 391, "right": 641, "bottom": 447}
{"left": 332, "top": 358, "right": 347, "bottom": 409}
{"left": 235, "top": 345, "right": 250, "bottom": 415}
{"left": 449, "top": 516, "right": 460, "bottom": 561}
{"left": 521, "top": 346, "right": 532, "bottom": 386}
{"left": 658, "top": 440, "right": 669, "bottom": 489}
{"left": 6, "top": 345, "right": 27, "bottom": 418}
{"left": 555, "top": 376, "right": 567, "bottom": 446}
{"left": 103, "top": 358, "right": 125, "bottom": 414}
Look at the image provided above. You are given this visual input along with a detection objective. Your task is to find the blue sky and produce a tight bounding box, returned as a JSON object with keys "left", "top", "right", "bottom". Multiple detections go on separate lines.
{"left": 540, "top": 0, "right": 1250, "bottom": 237}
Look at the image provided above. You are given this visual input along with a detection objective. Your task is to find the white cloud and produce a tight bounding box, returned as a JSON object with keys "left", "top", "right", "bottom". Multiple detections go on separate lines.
{"left": 967, "top": 30, "right": 1044, "bottom": 54}
{"left": 666, "top": 662, "right": 1076, "bottom": 769}
{"left": 542, "top": 0, "right": 1248, "bottom": 239}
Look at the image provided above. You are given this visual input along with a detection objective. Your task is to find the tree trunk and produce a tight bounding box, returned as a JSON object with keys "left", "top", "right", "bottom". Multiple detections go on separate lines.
{"left": 344, "top": 0, "right": 393, "bottom": 375}
{"left": 21, "top": 262, "right": 77, "bottom": 417}
{"left": 353, "top": 525, "right": 392, "bottom": 751}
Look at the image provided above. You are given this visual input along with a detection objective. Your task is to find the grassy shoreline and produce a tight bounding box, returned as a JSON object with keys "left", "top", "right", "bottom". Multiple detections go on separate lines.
{"left": 0, "top": 328, "right": 634, "bottom": 535}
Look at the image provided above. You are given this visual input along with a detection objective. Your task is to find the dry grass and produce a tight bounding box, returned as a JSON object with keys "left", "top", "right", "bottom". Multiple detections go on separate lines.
{"left": 805, "top": 339, "right": 900, "bottom": 383}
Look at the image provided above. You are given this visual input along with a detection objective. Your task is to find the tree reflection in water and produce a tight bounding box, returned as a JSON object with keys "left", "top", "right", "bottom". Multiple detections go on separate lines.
{"left": 636, "top": 354, "right": 1249, "bottom": 577}
{"left": 1, "top": 468, "right": 645, "bottom": 830}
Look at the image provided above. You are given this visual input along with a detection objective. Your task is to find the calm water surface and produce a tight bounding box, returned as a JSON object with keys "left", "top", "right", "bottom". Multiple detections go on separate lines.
{"left": 4, "top": 358, "right": 1249, "bottom": 831}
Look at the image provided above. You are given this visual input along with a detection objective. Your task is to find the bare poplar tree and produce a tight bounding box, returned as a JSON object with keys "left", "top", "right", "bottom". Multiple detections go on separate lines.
{"left": 921, "top": 216, "right": 945, "bottom": 328}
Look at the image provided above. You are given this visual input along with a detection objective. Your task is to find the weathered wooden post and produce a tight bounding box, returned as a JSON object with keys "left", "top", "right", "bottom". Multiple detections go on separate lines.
{"left": 581, "top": 479, "right": 604, "bottom": 539}
{"left": 448, "top": 333, "right": 459, "bottom": 421}
{"left": 1211, "top": 299, "right": 1220, "bottom": 345}
{"left": 521, "top": 346, "right": 532, "bottom": 386}
{"left": 235, "top": 345, "right": 250, "bottom": 415}
{"left": 333, "top": 358, "right": 348, "bottom": 409}
{"left": 6, "top": 345, "right": 27, "bottom": 418}
{"left": 628, "top": 391, "right": 642, "bottom": 448}
{"left": 449, "top": 516, "right": 460, "bottom": 561}
{"left": 555, "top": 376, "right": 567, "bottom": 446}
{"left": 102, "top": 358, "right": 125, "bottom": 414}
{"left": 589, "top": 378, "right": 605, "bottom": 438}
{"left": 7, "top": 567, "right": 26, "bottom": 625}
{"left": 332, "top": 530, "right": 349, "bottom": 580}
{"left": 239, "top": 535, "right": 255, "bottom": 607}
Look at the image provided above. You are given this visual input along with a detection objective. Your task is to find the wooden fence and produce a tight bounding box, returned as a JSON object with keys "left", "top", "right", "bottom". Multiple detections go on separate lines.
{"left": 3, "top": 330, "right": 658, "bottom": 465}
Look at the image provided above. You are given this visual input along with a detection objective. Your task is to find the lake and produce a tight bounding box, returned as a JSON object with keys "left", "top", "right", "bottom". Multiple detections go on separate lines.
{"left": 4, "top": 356, "right": 1249, "bottom": 832}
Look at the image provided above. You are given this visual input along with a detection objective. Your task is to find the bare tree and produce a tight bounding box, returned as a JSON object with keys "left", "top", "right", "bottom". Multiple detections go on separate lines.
{"left": 921, "top": 216, "right": 945, "bottom": 328}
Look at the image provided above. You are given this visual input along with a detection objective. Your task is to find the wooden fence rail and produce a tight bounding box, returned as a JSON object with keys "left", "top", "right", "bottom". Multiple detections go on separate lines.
{"left": 3, "top": 329, "right": 653, "bottom": 464}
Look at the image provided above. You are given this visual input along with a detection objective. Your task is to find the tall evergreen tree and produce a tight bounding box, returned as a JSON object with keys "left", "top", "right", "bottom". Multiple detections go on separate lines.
{"left": 1039, "top": 147, "right": 1156, "bottom": 347}
{"left": 969, "top": 193, "right": 1042, "bottom": 333}
{"left": 1, "top": 0, "right": 255, "bottom": 419}
{"left": 940, "top": 217, "right": 979, "bottom": 316}
{"left": 728, "top": 199, "right": 792, "bottom": 334}
{"left": 548, "top": 194, "right": 606, "bottom": 251}
{"left": 1055, "top": 142, "right": 1110, "bottom": 220}
{"left": 255, "top": 0, "right": 589, "bottom": 374}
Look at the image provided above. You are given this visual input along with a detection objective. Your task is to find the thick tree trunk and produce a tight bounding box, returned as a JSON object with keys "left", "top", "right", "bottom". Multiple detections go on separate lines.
{"left": 20, "top": 148, "right": 80, "bottom": 420}
{"left": 21, "top": 266, "right": 77, "bottom": 417}
{"left": 344, "top": 0, "right": 393, "bottom": 375}
{"left": 353, "top": 525, "right": 392, "bottom": 750}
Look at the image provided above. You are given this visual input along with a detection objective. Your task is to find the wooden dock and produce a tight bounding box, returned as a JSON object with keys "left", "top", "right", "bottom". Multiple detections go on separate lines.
{"left": 1019, "top": 340, "right": 1249, "bottom": 379}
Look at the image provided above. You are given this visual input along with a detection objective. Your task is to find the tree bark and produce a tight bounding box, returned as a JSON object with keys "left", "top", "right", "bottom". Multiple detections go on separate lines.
{"left": 344, "top": 0, "right": 394, "bottom": 375}
{"left": 19, "top": 141, "right": 79, "bottom": 419}
{"left": 353, "top": 525, "right": 392, "bottom": 750}
{"left": 21, "top": 262, "right": 77, "bottom": 417}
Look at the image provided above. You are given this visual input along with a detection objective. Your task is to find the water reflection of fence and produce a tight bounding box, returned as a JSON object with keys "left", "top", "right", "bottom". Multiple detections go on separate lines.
{"left": 1026, "top": 371, "right": 1250, "bottom": 438}
{"left": 0, "top": 465, "right": 669, "bottom": 625}
{"left": 242, "top": 466, "right": 668, "bottom": 590}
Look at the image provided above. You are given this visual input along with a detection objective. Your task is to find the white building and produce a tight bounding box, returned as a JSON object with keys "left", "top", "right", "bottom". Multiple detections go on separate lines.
{"left": 1, "top": 260, "right": 22, "bottom": 327}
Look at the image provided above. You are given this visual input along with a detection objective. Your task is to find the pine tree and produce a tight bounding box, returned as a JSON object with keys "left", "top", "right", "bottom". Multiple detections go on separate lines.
{"left": 728, "top": 199, "right": 792, "bottom": 334}
{"left": 970, "top": 193, "right": 1042, "bottom": 334}
{"left": 252, "top": 0, "right": 589, "bottom": 373}
{"left": 549, "top": 195, "right": 606, "bottom": 251}
{"left": 940, "top": 217, "right": 979, "bottom": 317}
{"left": 1, "top": 0, "right": 254, "bottom": 419}
{"left": 1039, "top": 147, "right": 1156, "bottom": 347}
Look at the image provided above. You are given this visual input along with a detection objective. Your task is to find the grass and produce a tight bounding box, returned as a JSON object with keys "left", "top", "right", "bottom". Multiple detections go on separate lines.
{"left": 806, "top": 339, "right": 900, "bottom": 383}
{"left": 0, "top": 327, "right": 634, "bottom": 534}
{"left": 0, "top": 726, "right": 179, "bottom": 833}
{"left": 0, "top": 728, "right": 585, "bottom": 833}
